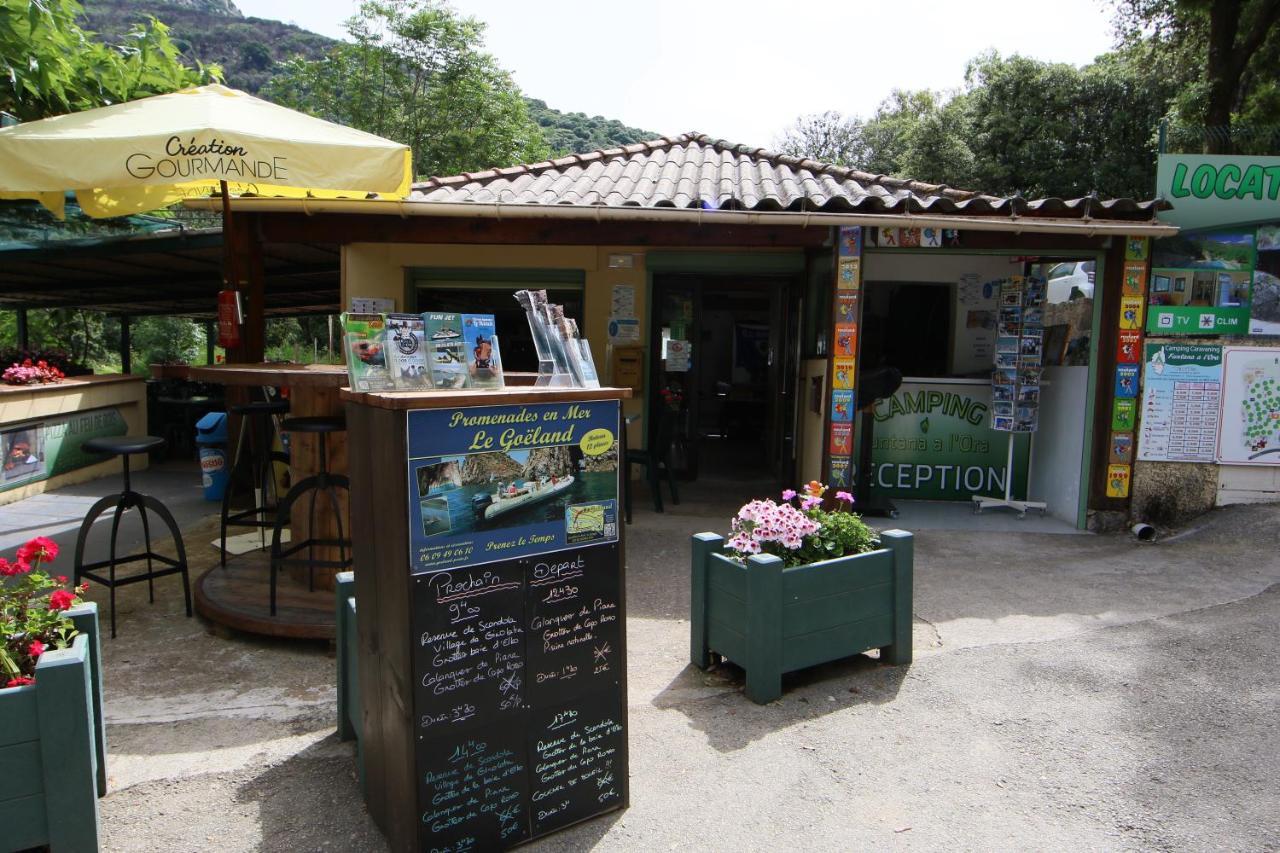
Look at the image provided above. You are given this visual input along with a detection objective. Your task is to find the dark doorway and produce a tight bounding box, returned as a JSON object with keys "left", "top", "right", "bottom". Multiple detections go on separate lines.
{"left": 650, "top": 274, "right": 800, "bottom": 490}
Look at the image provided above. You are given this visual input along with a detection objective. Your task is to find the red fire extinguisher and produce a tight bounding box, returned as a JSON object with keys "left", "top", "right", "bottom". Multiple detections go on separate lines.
{"left": 217, "top": 289, "right": 243, "bottom": 349}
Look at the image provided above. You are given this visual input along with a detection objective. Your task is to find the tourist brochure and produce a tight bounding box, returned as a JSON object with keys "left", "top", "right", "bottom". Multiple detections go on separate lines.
{"left": 385, "top": 313, "right": 431, "bottom": 390}
{"left": 461, "top": 313, "right": 505, "bottom": 389}
{"left": 340, "top": 312, "right": 395, "bottom": 392}
{"left": 423, "top": 312, "right": 470, "bottom": 389}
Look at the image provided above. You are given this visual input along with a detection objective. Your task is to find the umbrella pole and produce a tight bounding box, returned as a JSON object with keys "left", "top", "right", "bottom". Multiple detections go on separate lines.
{"left": 220, "top": 180, "right": 238, "bottom": 290}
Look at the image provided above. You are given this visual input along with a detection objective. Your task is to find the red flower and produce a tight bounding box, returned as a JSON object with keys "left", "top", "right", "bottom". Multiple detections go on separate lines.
{"left": 28, "top": 640, "right": 45, "bottom": 658}
{"left": 5, "top": 676, "right": 35, "bottom": 688}
{"left": 0, "top": 558, "right": 31, "bottom": 577}
{"left": 17, "top": 536, "right": 58, "bottom": 564}
{"left": 56, "top": 575, "right": 68, "bottom": 584}
{"left": 48, "top": 589, "right": 75, "bottom": 611}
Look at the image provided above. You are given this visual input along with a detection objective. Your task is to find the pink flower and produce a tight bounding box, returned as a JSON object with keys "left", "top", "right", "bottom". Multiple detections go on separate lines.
{"left": 28, "top": 640, "right": 45, "bottom": 658}
{"left": 781, "top": 489, "right": 797, "bottom": 501}
{"left": 835, "top": 490, "right": 854, "bottom": 504}
{"left": 800, "top": 496, "right": 822, "bottom": 511}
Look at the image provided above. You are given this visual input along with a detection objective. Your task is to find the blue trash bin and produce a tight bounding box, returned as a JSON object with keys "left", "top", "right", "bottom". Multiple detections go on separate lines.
{"left": 195, "top": 411, "right": 230, "bottom": 502}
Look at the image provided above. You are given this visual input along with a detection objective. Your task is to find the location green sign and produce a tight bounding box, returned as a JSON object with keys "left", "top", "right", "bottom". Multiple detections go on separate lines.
{"left": 1158, "top": 154, "right": 1280, "bottom": 231}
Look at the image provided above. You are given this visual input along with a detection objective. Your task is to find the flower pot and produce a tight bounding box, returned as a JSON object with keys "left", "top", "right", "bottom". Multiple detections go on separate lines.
{"left": 690, "top": 530, "right": 913, "bottom": 704}
{"left": 0, "top": 603, "right": 106, "bottom": 853}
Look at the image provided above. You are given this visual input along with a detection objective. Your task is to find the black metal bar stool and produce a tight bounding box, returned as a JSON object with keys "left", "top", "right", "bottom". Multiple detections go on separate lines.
{"left": 220, "top": 399, "right": 290, "bottom": 567}
{"left": 73, "top": 436, "right": 191, "bottom": 639}
{"left": 269, "top": 416, "right": 351, "bottom": 615}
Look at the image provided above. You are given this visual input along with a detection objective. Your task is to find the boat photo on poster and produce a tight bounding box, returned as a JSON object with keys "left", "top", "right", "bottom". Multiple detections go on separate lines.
{"left": 406, "top": 401, "right": 620, "bottom": 572}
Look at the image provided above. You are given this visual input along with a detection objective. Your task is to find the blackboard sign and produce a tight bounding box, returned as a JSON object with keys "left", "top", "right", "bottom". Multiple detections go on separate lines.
{"left": 412, "top": 544, "right": 626, "bottom": 850}
{"left": 407, "top": 393, "right": 627, "bottom": 851}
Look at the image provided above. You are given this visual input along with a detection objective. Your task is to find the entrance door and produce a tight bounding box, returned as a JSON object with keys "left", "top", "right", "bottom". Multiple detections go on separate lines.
{"left": 650, "top": 274, "right": 800, "bottom": 488}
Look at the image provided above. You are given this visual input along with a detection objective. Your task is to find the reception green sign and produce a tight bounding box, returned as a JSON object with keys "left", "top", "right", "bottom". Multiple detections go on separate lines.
{"left": 867, "top": 381, "right": 1029, "bottom": 501}
{"left": 1, "top": 407, "right": 127, "bottom": 493}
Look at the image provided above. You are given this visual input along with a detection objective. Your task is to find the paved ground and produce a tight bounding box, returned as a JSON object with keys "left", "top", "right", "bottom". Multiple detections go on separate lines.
{"left": 14, "top": 469, "right": 1279, "bottom": 851}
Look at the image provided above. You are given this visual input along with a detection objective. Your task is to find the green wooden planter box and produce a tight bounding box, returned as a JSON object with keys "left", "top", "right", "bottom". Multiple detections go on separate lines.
{"left": 0, "top": 602, "right": 107, "bottom": 853}
{"left": 690, "top": 530, "right": 913, "bottom": 704}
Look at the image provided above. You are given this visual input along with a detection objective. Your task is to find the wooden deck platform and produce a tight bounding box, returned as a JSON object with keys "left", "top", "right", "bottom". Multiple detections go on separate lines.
{"left": 194, "top": 557, "right": 335, "bottom": 640}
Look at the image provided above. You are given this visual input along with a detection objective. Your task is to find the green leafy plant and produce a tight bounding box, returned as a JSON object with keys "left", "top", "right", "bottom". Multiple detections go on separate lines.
{"left": 727, "top": 481, "right": 879, "bottom": 568}
{"left": 0, "top": 537, "right": 86, "bottom": 687}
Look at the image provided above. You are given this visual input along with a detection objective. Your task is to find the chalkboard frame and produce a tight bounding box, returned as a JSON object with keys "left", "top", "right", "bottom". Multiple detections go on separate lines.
{"left": 345, "top": 388, "right": 630, "bottom": 853}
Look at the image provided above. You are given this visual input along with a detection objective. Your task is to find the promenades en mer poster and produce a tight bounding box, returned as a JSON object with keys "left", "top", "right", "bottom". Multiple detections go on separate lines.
{"left": 406, "top": 400, "right": 620, "bottom": 573}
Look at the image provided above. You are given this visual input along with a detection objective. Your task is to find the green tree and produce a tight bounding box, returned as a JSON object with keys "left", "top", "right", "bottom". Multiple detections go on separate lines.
{"left": 131, "top": 315, "right": 203, "bottom": 366}
{"left": 1, "top": 0, "right": 217, "bottom": 121}
{"left": 776, "top": 50, "right": 1175, "bottom": 200}
{"left": 1113, "top": 0, "right": 1280, "bottom": 152}
{"left": 262, "top": 0, "right": 548, "bottom": 178}
{"left": 775, "top": 111, "right": 868, "bottom": 167}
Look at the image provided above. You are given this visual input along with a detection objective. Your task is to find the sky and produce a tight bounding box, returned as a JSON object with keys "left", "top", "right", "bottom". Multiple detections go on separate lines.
{"left": 234, "top": 0, "right": 1119, "bottom": 149}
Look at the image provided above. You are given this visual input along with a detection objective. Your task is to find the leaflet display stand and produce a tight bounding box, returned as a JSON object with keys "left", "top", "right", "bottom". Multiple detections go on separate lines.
{"left": 972, "top": 432, "right": 1046, "bottom": 518}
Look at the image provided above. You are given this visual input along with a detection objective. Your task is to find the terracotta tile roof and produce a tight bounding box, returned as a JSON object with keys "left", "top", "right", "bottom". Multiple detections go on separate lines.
{"left": 410, "top": 132, "right": 1166, "bottom": 220}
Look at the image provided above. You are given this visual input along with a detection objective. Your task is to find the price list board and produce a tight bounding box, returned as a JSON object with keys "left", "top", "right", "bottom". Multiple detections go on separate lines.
{"left": 343, "top": 388, "right": 630, "bottom": 853}
{"left": 405, "top": 398, "right": 627, "bottom": 851}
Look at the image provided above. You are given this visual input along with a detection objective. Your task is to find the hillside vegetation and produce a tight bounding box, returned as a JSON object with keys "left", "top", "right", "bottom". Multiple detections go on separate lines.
{"left": 79, "top": 0, "right": 657, "bottom": 155}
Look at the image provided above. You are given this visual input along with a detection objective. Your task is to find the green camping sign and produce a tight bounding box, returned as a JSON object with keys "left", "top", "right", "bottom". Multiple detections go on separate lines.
{"left": 866, "top": 381, "right": 1029, "bottom": 501}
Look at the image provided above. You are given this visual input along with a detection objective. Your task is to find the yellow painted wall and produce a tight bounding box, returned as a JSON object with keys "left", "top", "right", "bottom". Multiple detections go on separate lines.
{"left": 0, "top": 376, "right": 147, "bottom": 506}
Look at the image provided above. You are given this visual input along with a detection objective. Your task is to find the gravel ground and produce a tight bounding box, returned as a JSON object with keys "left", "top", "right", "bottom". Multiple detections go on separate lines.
{"left": 75, "top": 495, "right": 1280, "bottom": 852}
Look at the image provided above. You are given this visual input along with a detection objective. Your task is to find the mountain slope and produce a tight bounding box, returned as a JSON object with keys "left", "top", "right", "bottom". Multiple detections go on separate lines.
{"left": 79, "top": 0, "right": 657, "bottom": 155}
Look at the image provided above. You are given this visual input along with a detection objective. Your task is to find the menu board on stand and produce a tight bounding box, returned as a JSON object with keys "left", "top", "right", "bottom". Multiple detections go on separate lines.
{"left": 405, "top": 400, "right": 627, "bottom": 850}
{"left": 340, "top": 383, "right": 631, "bottom": 853}
{"left": 973, "top": 276, "right": 1048, "bottom": 517}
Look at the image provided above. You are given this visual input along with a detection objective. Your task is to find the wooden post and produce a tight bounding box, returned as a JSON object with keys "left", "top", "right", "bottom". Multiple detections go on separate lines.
{"left": 745, "top": 552, "right": 785, "bottom": 704}
{"left": 16, "top": 307, "right": 29, "bottom": 351}
{"left": 689, "top": 532, "right": 722, "bottom": 669}
{"left": 119, "top": 314, "right": 131, "bottom": 374}
{"left": 879, "top": 529, "right": 914, "bottom": 666}
{"left": 34, "top": 634, "right": 99, "bottom": 852}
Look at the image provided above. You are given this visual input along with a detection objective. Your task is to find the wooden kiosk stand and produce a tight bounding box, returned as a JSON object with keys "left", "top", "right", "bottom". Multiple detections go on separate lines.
{"left": 342, "top": 384, "right": 631, "bottom": 852}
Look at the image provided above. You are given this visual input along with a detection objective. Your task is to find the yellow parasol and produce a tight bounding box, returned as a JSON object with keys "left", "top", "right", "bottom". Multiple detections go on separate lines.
{"left": 0, "top": 83, "right": 410, "bottom": 304}
{"left": 0, "top": 83, "right": 411, "bottom": 219}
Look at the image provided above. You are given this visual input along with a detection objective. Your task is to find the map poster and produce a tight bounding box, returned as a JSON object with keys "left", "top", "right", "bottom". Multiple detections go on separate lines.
{"left": 1137, "top": 343, "right": 1223, "bottom": 463}
{"left": 1217, "top": 346, "right": 1280, "bottom": 465}
{"left": 405, "top": 401, "right": 620, "bottom": 573}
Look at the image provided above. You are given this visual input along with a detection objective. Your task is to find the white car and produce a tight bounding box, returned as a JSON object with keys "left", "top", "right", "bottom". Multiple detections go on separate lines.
{"left": 1046, "top": 261, "right": 1095, "bottom": 302}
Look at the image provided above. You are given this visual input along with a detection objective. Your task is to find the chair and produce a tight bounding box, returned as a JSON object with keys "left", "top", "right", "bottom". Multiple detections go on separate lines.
{"left": 73, "top": 436, "right": 191, "bottom": 638}
{"left": 269, "top": 416, "right": 352, "bottom": 615}
{"left": 220, "top": 399, "right": 290, "bottom": 567}
{"left": 624, "top": 408, "right": 680, "bottom": 522}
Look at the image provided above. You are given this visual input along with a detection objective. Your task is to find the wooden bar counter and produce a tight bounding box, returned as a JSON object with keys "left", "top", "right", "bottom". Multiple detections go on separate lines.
{"left": 187, "top": 363, "right": 350, "bottom": 638}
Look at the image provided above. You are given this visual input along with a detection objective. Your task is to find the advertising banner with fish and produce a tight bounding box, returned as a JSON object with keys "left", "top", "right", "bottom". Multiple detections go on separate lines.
{"left": 406, "top": 400, "right": 620, "bottom": 573}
